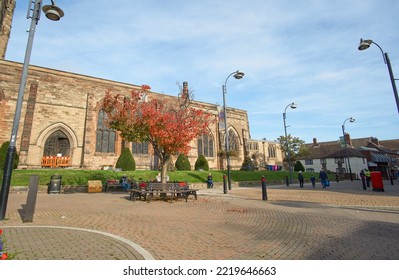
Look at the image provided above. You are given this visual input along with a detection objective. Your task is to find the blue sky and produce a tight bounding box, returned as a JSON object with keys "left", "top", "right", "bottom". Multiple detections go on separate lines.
{"left": 5, "top": 0, "right": 399, "bottom": 144}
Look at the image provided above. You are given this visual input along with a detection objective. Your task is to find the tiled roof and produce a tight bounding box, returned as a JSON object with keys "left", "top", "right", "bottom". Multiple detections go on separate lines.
{"left": 299, "top": 142, "right": 365, "bottom": 160}
{"left": 379, "top": 139, "right": 399, "bottom": 152}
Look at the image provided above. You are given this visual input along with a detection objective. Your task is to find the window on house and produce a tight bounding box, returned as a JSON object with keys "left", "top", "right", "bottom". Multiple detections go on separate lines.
{"left": 305, "top": 159, "right": 313, "bottom": 165}
{"left": 334, "top": 158, "right": 345, "bottom": 164}
{"left": 95, "top": 110, "right": 116, "bottom": 153}
{"left": 320, "top": 158, "right": 326, "bottom": 164}
{"left": 306, "top": 168, "right": 315, "bottom": 172}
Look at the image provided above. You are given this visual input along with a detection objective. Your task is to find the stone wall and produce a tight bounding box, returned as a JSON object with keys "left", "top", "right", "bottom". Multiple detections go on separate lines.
{"left": 0, "top": 59, "right": 254, "bottom": 170}
{"left": 0, "top": 0, "right": 14, "bottom": 59}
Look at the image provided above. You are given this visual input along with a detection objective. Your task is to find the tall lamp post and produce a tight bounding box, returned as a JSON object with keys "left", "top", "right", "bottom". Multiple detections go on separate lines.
{"left": 342, "top": 117, "right": 355, "bottom": 181}
{"left": 222, "top": 70, "right": 245, "bottom": 191}
{"left": 358, "top": 38, "right": 399, "bottom": 114}
{"left": 0, "top": 0, "right": 64, "bottom": 220}
{"left": 283, "top": 102, "right": 297, "bottom": 184}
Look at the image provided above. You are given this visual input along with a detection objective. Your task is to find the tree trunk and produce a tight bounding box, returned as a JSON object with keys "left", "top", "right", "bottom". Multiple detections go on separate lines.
{"left": 161, "top": 163, "right": 168, "bottom": 183}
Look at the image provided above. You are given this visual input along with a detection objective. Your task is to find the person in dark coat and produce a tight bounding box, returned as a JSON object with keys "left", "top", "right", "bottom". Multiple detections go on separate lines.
{"left": 310, "top": 175, "right": 316, "bottom": 188}
{"left": 298, "top": 171, "right": 304, "bottom": 188}
{"left": 207, "top": 173, "right": 214, "bottom": 189}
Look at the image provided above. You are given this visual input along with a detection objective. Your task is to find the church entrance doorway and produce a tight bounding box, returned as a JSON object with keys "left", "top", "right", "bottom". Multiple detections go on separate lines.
{"left": 44, "top": 130, "right": 70, "bottom": 157}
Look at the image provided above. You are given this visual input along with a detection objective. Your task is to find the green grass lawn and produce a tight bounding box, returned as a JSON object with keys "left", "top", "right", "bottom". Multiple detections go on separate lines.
{"left": 0, "top": 169, "right": 316, "bottom": 187}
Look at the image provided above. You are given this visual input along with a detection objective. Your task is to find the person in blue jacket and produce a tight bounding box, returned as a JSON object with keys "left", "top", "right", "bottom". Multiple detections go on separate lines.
{"left": 319, "top": 170, "right": 328, "bottom": 188}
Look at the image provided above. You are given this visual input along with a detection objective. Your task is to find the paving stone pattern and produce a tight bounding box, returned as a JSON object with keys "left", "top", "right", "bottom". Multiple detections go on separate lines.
{"left": 1, "top": 180, "right": 398, "bottom": 260}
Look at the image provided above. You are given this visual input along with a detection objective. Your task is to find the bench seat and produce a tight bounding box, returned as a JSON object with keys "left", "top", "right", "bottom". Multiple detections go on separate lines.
{"left": 129, "top": 182, "right": 198, "bottom": 202}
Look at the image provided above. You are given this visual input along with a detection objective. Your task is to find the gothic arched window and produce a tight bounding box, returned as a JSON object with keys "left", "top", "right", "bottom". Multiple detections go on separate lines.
{"left": 227, "top": 129, "right": 238, "bottom": 152}
{"left": 95, "top": 110, "right": 116, "bottom": 153}
{"left": 198, "top": 133, "right": 214, "bottom": 157}
{"left": 268, "top": 145, "right": 276, "bottom": 158}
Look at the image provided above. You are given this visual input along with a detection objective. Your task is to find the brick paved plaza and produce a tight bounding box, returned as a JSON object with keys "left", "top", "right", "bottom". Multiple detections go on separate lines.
{"left": 1, "top": 180, "right": 399, "bottom": 260}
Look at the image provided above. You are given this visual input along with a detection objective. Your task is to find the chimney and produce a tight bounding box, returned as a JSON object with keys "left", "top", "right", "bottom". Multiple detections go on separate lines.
{"left": 344, "top": 133, "right": 352, "bottom": 147}
{"left": 313, "top": 138, "right": 319, "bottom": 147}
{"left": 370, "top": 137, "right": 379, "bottom": 146}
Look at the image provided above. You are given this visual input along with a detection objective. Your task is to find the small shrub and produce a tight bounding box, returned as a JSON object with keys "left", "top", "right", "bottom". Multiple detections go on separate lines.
{"left": 115, "top": 147, "right": 136, "bottom": 171}
{"left": 194, "top": 155, "right": 209, "bottom": 171}
{"left": 240, "top": 156, "right": 255, "bottom": 171}
{"left": 175, "top": 154, "right": 191, "bottom": 171}
{"left": 294, "top": 160, "right": 305, "bottom": 172}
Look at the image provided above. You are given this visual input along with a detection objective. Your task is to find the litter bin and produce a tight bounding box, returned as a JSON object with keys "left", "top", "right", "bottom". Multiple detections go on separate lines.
{"left": 48, "top": 174, "right": 62, "bottom": 194}
{"left": 370, "top": 171, "right": 384, "bottom": 192}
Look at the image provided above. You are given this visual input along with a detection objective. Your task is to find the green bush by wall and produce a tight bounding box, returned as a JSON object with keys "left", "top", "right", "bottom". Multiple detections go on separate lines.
{"left": 115, "top": 147, "right": 136, "bottom": 171}
{"left": 0, "top": 141, "right": 19, "bottom": 170}
{"left": 175, "top": 154, "right": 191, "bottom": 171}
{"left": 194, "top": 154, "right": 209, "bottom": 171}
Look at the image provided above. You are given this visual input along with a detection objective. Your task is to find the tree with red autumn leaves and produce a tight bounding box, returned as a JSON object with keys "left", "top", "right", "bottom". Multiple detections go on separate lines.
{"left": 99, "top": 84, "right": 212, "bottom": 182}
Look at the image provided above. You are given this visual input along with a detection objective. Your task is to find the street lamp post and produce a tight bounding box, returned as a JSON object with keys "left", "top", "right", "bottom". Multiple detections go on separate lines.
{"left": 283, "top": 102, "right": 297, "bottom": 185}
{"left": 222, "top": 70, "right": 244, "bottom": 191}
{"left": 0, "top": 0, "right": 64, "bottom": 220}
{"left": 342, "top": 117, "right": 355, "bottom": 181}
{"left": 358, "top": 38, "right": 399, "bottom": 114}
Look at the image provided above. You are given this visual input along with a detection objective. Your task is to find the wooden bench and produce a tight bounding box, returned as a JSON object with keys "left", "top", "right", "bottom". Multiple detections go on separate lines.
{"left": 174, "top": 182, "right": 198, "bottom": 201}
{"left": 106, "top": 177, "right": 143, "bottom": 192}
{"left": 105, "top": 179, "right": 123, "bottom": 192}
{"left": 129, "top": 182, "right": 198, "bottom": 202}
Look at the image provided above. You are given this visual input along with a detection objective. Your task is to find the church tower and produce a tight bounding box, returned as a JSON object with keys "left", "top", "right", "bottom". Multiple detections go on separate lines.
{"left": 0, "top": 0, "right": 15, "bottom": 59}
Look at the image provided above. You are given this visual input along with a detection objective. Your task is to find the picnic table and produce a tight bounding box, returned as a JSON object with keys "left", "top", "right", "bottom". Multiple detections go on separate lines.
{"left": 129, "top": 182, "right": 198, "bottom": 202}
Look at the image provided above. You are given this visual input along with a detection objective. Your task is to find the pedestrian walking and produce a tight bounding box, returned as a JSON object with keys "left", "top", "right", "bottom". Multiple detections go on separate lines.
{"left": 365, "top": 169, "right": 371, "bottom": 188}
{"left": 310, "top": 175, "right": 316, "bottom": 188}
{"left": 360, "top": 169, "right": 367, "bottom": 190}
{"left": 319, "top": 170, "right": 329, "bottom": 188}
{"left": 298, "top": 171, "right": 304, "bottom": 188}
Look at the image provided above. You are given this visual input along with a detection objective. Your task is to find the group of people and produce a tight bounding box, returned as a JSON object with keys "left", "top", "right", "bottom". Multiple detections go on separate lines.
{"left": 297, "top": 170, "right": 330, "bottom": 188}
{"left": 120, "top": 172, "right": 171, "bottom": 191}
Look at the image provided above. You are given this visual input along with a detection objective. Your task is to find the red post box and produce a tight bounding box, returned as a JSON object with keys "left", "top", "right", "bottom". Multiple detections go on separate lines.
{"left": 371, "top": 171, "right": 384, "bottom": 192}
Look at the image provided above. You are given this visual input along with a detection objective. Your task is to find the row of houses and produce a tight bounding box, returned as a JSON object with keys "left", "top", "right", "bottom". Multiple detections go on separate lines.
{"left": 297, "top": 136, "right": 399, "bottom": 180}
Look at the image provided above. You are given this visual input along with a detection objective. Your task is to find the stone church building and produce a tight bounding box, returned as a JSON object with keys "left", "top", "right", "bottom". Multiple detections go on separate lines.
{"left": 0, "top": 0, "right": 283, "bottom": 171}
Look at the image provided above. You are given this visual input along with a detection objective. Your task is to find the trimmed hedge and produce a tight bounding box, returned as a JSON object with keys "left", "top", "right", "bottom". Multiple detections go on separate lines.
{"left": 0, "top": 141, "right": 19, "bottom": 170}
{"left": 175, "top": 154, "right": 191, "bottom": 171}
{"left": 194, "top": 154, "right": 209, "bottom": 171}
{"left": 115, "top": 147, "right": 136, "bottom": 171}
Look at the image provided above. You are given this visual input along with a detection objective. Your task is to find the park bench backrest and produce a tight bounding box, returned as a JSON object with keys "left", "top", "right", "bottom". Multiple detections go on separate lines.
{"left": 148, "top": 182, "right": 177, "bottom": 191}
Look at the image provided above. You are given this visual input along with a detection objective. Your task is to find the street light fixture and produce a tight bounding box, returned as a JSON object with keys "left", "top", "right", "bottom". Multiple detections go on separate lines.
{"left": 358, "top": 38, "right": 399, "bottom": 114}
{"left": 283, "top": 102, "right": 297, "bottom": 185}
{"left": 342, "top": 117, "right": 355, "bottom": 181}
{"left": 0, "top": 0, "right": 64, "bottom": 220}
{"left": 222, "top": 70, "right": 245, "bottom": 192}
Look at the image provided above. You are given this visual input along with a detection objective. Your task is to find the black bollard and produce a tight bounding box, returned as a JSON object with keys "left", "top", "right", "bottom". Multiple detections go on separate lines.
{"left": 223, "top": 174, "right": 227, "bottom": 194}
{"left": 285, "top": 176, "right": 289, "bottom": 187}
{"left": 261, "top": 176, "right": 267, "bottom": 200}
